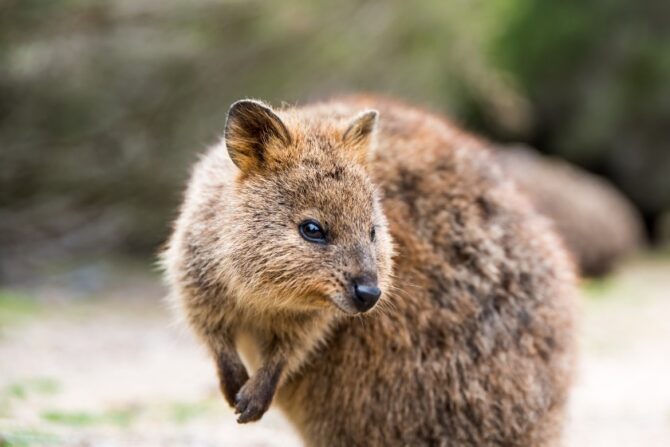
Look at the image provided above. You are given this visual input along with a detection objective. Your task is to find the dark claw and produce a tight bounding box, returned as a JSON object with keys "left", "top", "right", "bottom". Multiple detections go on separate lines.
{"left": 234, "top": 390, "right": 248, "bottom": 415}
{"left": 234, "top": 381, "right": 273, "bottom": 423}
{"left": 237, "top": 404, "right": 265, "bottom": 423}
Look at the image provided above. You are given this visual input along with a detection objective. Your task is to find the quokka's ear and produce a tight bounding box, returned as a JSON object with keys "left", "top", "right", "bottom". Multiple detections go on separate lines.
{"left": 224, "top": 99, "right": 292, "bottom": 173}
{"left": 342, "top": 110, "right": 378, "bottom": 165}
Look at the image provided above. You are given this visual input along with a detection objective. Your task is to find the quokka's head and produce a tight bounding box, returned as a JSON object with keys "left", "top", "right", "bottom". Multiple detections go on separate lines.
{"left": 222, "top": 99, "right": 393, "bottom": 315}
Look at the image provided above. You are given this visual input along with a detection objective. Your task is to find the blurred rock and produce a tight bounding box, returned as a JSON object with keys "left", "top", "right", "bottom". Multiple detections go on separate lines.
{"left": 496, "top": 145, "right": 645, "bottom": 277}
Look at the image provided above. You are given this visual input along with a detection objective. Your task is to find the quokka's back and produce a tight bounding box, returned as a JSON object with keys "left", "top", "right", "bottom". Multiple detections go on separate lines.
{"left": 163, "top": 95, "right": 577, "bottom": 447}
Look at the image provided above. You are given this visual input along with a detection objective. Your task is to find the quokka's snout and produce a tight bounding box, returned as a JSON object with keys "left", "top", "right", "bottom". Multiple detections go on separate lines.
{"left": 328, "top": 273, "right": 381, "bottom": 315}
{"left": 349, "top": 275, "right": 381, "bottom": 312}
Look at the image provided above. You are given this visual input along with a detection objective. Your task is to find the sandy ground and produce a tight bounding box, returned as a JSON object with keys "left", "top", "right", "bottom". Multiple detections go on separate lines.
{"left": 0, "top": 255, "right": 669, "bottom": 446}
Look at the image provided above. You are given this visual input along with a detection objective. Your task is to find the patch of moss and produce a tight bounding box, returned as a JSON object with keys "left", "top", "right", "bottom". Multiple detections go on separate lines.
{"left": 5, "top": 384, "right": 27, "bottom": 401}
{"left": 0, "top": 428, "right": 61, "bottom": 447}
{"left": 27, "top": 378, "right": 60, "bottom": 396}
{"left": 0, "top": 378, "right": 61, "bottom": 419}
{"left": 0, "top": 291, "right": 40, "bottom": 326}
{"left": 581, "top": 277, "right": 615, "bottom": 299}
{"left": 168, "top": 400, "right": 214, "bottom": 424}
{"left": 5, "top": 378, "right": 60, "bottom": 400}
{"left": 41, "top": 411, "right": 99, "bottom": 427}
{"left": 41, "top": 407, "right": 139, "bottom": 428}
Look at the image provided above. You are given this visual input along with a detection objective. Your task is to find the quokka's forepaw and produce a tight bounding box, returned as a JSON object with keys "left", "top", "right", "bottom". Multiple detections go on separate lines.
{"left": 218, "top": 361, "right": 250, "bottom": 408}
{"left": 234, "top": 379, "right": 274, "bottom": 423}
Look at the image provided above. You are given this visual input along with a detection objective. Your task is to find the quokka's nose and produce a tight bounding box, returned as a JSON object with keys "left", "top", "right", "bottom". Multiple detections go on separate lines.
{"left": 352, "top": 278, "right": 382, "bottom": 312}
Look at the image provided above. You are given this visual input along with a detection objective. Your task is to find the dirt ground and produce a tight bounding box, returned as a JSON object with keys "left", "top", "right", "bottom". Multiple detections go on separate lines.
{"left": 1, "top": 255, "right": 669, "bottom": 446}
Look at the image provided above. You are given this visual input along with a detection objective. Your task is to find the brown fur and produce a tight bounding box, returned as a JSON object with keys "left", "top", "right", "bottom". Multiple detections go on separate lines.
{"left": 496, "top": 145, "right": 644, "bottom": 277}
{"left": 162, "top": 95, "right": 577, "bottom": 446}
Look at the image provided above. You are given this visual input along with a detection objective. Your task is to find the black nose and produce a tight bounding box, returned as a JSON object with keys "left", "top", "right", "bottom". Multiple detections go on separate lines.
{"left": 352, "top": 279, "right": 381, "bottom": 312}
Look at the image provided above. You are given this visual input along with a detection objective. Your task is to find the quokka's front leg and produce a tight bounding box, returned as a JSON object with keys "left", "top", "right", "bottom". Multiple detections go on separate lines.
{"left": 234, "top": 339, "right": 286, "bottom": 423}
{"left": 210, "top": 334, "right": 250, "bottom": 408}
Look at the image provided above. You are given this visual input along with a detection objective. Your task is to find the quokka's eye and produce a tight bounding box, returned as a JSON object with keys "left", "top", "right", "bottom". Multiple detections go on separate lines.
{"left": 370, "top": 226, "right": 376, "bottom": 242}
{"left": 299, "top": 220, "right": 327, "bottom": 244}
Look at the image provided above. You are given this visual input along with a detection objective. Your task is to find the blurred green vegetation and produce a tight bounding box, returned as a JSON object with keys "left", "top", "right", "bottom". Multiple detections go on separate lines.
{"left": 0, "top": 291, "right": 40, "bottom": 325}
{"left": 0, "top": 429, "right": 61, "bottom": 447}
{"left": 486, "top": 0, "right": 670, "bottom": 218}
{"left": 5, "top": 378, "right": 60, "bottom": 400}
{"left": 1, "top": 0, "right": 668, "bottom": 281}
{"left": 41, "top": 408, "right": 139, "bottom": 428}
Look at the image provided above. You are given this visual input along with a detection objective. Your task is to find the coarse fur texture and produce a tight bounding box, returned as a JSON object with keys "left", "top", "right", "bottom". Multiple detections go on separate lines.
{"left": 162, "top": 94, "right": 577, "bottom": 446}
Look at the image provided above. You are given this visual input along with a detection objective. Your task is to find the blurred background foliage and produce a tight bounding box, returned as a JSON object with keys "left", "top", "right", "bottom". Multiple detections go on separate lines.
{"left": 1, "top": 0, "right": 668, "bottom": 281}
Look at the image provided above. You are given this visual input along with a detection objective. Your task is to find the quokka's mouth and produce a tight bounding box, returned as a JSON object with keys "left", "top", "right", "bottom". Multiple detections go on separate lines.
{"left": 327, "top": 294, "right": 362, "bottom": 315}
{"left": 329, "top": 291, "right": 382, "bottom": 315}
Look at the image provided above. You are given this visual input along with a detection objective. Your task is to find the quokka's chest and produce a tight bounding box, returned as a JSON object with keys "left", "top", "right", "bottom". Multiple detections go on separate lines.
{"left": 234, "top": 328, "right": 265, "bottom": 373}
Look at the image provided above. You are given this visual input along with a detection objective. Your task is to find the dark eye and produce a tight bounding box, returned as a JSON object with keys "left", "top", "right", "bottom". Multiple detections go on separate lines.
{"left": 370, "top": 226, "right": 376, "bottom": 242}
{"left": 299, "top": 220, "right": 327, "bottom": 244}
